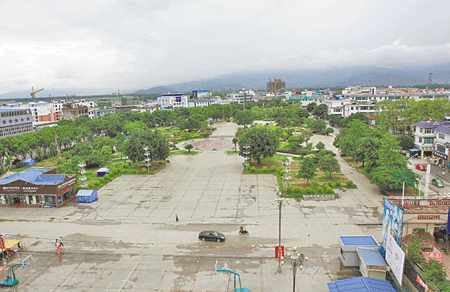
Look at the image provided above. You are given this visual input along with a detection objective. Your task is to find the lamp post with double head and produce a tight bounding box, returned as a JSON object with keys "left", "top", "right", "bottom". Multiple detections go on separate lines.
{"left": 272, "top": 197, "right": 289, "bottom": 273}
{"left": 281, "top": 246, "right": 308, "bottom": 292}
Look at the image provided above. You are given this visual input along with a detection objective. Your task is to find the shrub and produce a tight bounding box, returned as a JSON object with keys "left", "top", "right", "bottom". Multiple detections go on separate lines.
{"left": 325, "top": 187, "right": 334, "bottom": 194}
{"left": 270, "top": 165, "right": 277, "bottom": 172}
{"left": 334, "top": 181, "right": 341, "bottom": 187}
{"left": 316, "top": 186, "right": 324, "bottom": 194}
{"left": 261, "top": 166, "right": 268, "bottom": 172}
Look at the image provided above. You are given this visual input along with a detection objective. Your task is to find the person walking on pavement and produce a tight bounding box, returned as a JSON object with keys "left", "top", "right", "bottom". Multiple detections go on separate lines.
{"left": 176, "top": 214, "right": 179, "bottom": 222}
{"left": 56, "top": 237, "right": 64, "bottom": 256}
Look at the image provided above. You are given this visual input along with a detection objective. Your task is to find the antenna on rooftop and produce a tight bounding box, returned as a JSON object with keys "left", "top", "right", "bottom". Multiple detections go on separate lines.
{"left": 428, "top": 72, "right": 433, "bottom": 87}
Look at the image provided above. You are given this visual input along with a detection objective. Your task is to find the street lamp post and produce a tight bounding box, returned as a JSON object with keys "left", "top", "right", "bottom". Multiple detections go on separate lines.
{"left": 272, "top": 197, "right": 289, "bottom": 273}
{"left": 281, "top": 247, "right": 308, "bottom": 292}
{"left": 143, "top": 147, "right": 150, "bottom": 172}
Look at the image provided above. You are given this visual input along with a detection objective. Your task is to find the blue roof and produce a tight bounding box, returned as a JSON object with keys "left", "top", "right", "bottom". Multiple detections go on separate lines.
{"left": 0, "top": 108, "right": 23, "bottom": 112}
{"left": 97, "top": 168, "right": 110, "bottom": 172}
{"left": 340, "top": 236, "right": 378, "bottom": 246}
{"left": 0, "top": 168, "right": 67, "bottom": 185}
{"left": 358, "top": 248, "right": 388, "bottom": 267}
{"left": 414, "top": 121, "right": 448, "bottom": 128}
{"left": 328, "top": 276, "right": 395, "bottom": 292}
{"left": 435, "top": 125, "right": 450, "bottom": 135}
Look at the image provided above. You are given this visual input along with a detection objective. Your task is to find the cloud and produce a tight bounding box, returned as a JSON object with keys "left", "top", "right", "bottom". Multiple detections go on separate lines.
{"left": 1, "top": 0, "right": 450, "bottom": 95}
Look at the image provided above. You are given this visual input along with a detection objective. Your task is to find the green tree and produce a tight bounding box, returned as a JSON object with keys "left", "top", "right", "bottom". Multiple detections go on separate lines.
{"left": 306, "top": 103, "right": 316, "bottom": 113}
{"left": 234, "top": 110, "right": 254, "bottom": 126}
{"left": 318, "top": 155, "right": 340, "bottom": 179}
{"left": 312, "top": 104, "right": 328, "bottom": 118}
{"left": 184, "top": 144, "right": 194, "bottom": 152}
{"left": 315, "top": 141, "right": 325, "bottom": 151}
{"left": 397, "top": 135, "right": 415, "bottom": 151}
{"left": 239, "top": 126, "right": 279, "bottom": 164}
{"left": 298, "top": 157, "right": 316, "bottom": 184}
{"left": 309, "top": 119, "right": 327, "bottom": 133}
{"left": 232, "top": 137, "right": 238, "bottom": 150}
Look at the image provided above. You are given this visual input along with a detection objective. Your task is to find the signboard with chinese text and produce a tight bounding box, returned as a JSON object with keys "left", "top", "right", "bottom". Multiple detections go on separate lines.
{"left": 275, "top": 246, "right": 284, "bottom": 258}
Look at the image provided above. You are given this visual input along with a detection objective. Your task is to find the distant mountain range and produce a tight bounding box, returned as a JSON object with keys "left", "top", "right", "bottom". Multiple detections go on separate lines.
{"left": 137, "top": 63, "right": 450, "bottom": 94}
{"left": 2, "top": 63, "right": 450, "bottom": 99}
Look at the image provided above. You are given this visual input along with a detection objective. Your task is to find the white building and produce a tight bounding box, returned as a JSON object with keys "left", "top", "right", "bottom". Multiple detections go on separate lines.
{"left": 157, "top": 93, "right": 188, "bottom": 110}
{"left": 433, "top": 124, "right": 450, "bottom": 167}
{"left": 188, "top": 99, "right": 210, "bottom": 108}
{"left": 413, "top": 121, "right": 445, "bottom": 158}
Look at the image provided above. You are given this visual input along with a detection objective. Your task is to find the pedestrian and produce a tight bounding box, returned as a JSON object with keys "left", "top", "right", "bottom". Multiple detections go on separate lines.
{"left": 59, "top": 237, "right": 64, "bottom": 247}
{"left": 55, "top": 239, "right": 61, "bottom": 256}
{"left": 176, "top": 214, "right": 179, "bottom": 222}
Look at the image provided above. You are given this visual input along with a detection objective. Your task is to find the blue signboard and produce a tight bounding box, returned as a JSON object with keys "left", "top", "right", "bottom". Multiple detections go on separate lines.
{"left": 380, "top": 198, "right": 403, "bottom": 254}
{"left": 447, "top": 208, "right": 450, "bottom": 234}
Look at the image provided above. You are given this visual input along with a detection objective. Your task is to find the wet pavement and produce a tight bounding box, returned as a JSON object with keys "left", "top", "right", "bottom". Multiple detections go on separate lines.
{"left": 0, "top": 122, "right": 384, "bottom": 291}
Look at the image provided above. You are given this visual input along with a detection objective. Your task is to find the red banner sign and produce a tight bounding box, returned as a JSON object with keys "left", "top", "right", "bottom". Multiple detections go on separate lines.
{"left": 275, "top": 245, "right": 284, "bottom": 258}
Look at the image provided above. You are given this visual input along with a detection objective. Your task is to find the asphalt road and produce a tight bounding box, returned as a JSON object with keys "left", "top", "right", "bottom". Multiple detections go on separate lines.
{"left": 0, "top": 122, "right": 383, "bottom": 292}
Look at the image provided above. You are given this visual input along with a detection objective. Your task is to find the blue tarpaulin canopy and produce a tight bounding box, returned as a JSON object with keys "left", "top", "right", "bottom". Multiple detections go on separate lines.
{"left": 76, "top": 190, "right": 98, "bottom": 203}
{"left": 97, "top": 168, "right": 110, "bottom": 177}
{"left": 408, "top": 148, "right": 420, "bottom": 152}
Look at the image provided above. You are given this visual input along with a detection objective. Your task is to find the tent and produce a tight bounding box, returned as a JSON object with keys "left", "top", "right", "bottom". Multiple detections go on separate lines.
{"left": 23, "top": 158, "right": 35, "bottom": 167}
{"left": 97, "top": 168, "right": 110, "bottom": 177}
{"left": 76, "top": 190, "right": 98, "bottom": 203}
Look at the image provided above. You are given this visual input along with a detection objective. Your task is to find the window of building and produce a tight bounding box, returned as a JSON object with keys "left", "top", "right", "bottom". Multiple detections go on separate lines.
{"left": 419, "top": 137, "right": 422, "bottom": 143}
{"left": 439, "top": 133, "right": 445, "bottom": 139}
{"left": 437, "top": 144, "right": 446, "bottom": 153}
{"left": 425, "top": 128, "right": 434, "bottom": 134}
{"left": 424, "top": 138, "right": 434, "bottom": 144}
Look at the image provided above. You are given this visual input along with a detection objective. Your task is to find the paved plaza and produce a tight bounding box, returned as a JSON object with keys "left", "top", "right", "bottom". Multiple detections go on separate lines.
{"left": 0, "top": 122, "right": 385, "bottom": 291}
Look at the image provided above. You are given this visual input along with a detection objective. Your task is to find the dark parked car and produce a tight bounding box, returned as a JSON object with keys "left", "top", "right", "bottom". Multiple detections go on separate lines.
{"left": 198, "top": 231, "right": 225, "bottom": 242}
{"left": 415, "top": 164, "right": 426, "bottom": 171}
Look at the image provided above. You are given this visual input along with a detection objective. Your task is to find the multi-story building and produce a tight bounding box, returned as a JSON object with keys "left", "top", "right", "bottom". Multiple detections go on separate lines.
{"left": 62, "top": 104, "right": 89, "bottom": 121}
{"left": 157, "top": 93, "right": 188, "bottom": 110}
{"left": 188, "top": 99, "right": 210, "bottom": 108}
{"left": 342, "top": 102, "right": 376, "bottom": 117}
{"left": 0, "top": 108, "right": 33, "bottom": 138}
{"left": 413, "top": 121, "right": 449, "bottom": 158}
{"left": 433, "top": 124, "right": 450, "bottom": 168}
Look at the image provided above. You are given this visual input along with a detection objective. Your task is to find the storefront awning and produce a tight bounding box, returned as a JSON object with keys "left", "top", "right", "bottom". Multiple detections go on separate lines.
{"left": 433, "top": 150, "right": 448, "bottom": 160}
{"left": 3, "top": 239, "right": 21, "bottom": 250}
{"left": 409, "top": 148, "right": 420, "bottom": 152}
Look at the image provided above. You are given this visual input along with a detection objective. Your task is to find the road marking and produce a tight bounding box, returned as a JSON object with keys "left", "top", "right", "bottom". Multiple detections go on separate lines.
{"left": 118, "top": 258, "right": 140, "bottom": 291}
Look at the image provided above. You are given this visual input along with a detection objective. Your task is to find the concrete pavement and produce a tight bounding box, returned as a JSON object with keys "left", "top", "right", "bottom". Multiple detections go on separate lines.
{"left": 0, "top": 122, "right": 384, "bottom": 291}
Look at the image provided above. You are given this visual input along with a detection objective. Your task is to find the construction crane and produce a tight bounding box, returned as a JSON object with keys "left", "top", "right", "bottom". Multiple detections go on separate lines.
{"left": 30, "top": 87, "right": 44, "bottom": 102}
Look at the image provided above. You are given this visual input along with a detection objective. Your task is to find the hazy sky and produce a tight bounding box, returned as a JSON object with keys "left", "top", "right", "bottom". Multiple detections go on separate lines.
{"left": 1, "top": 0, "right": 450, "bottom": 95}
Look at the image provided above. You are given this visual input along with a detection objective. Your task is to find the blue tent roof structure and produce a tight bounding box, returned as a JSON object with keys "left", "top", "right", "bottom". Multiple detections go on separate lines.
{"left": 328, "top": 276, "right": 396, "bottom": 292}
{"left": 76, "top": 190, "right": 98, "bottom": 203}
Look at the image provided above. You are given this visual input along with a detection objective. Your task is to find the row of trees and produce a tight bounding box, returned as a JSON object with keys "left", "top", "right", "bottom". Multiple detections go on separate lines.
{"left": 375, "top": 98, "right": 450, "bottom": 134}
{"left": 333, "top": 120, "right": 416, "bottom": 190}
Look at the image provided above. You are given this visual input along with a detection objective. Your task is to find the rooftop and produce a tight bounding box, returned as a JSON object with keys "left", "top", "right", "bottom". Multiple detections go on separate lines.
{"left": 357, "top": 248, "right": 388, "bottom": 268}
{"left": 339, "top": 236, "right": 378, "bottom": 246}
{"left": 328, "top": 276, "right": 396, "bottom": 292}
{"left": 0, "top": 168, "right": 70, "bottom": 185}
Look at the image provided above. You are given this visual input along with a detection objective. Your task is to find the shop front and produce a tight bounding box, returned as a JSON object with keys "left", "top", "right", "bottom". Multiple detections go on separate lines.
{"left": 0, "top": 168, "right": 77, "bottom": 208}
